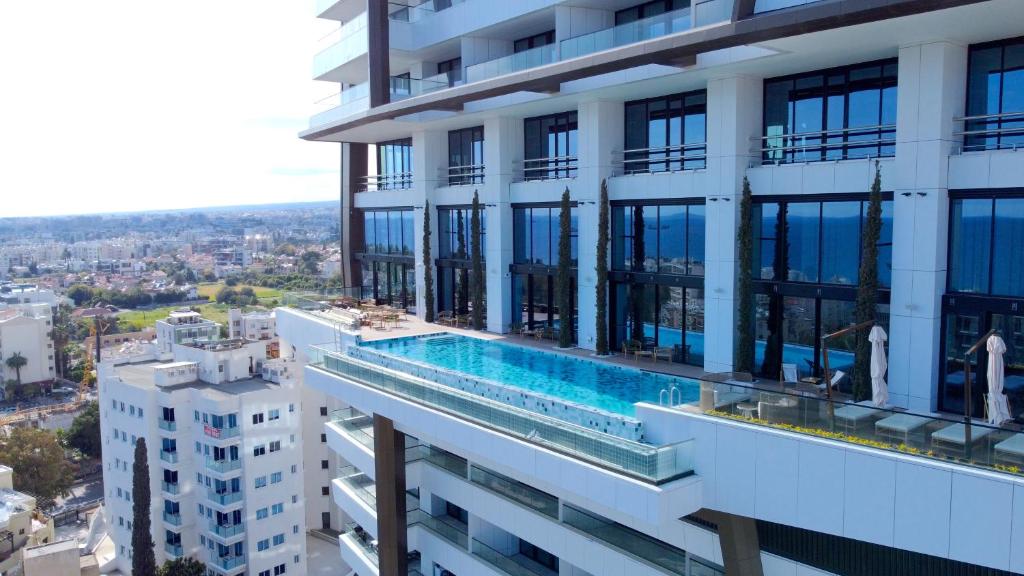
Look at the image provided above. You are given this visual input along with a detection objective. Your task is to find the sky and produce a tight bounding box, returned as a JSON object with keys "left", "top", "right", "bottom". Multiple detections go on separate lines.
{"left": 0, "top": 1, "right": 339, "bottom": 218}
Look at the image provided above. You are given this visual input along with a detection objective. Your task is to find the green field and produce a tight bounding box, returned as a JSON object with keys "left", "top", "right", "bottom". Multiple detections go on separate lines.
{"left": 196, "top": 282, "right": 282, "bottom": 301}
{"left": 114, "top": 303, "right": 265, "bottom": 332}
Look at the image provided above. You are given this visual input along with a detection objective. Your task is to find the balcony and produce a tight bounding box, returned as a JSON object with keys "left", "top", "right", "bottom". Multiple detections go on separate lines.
{"left": 756, "top": 124, "right": 896, "bottom": 165}
{"left": 205, "top": 458, "right": 241, "bottom": 474}
{"left": 471, "top": 538, "right": 555, "bottom": 576}
{"left": 202, "top": 424, "right": 239, "bottom": 440}
{"left": 162, "top": 511, "right": 182, "bottom": 526}
{"left": 615, "top": 144, "right": 707, "bottom": 175}
{"left": 442, "top": 164, "right": 485, "bottom": 187}
{"left": 389, "top": 76, "right": 448, "bottom": 102}
{"left": 408, "top": 509, "right": 468, "bottom": 550}
{"left": 331, "top": 407, "right": 375, "bottom": 449}
{"left": 208, "top": 488, "right": 243, "bottom": 506}
{"left": 158, "top": 419, "right": 177, "bottom": 432}
{"left": 388, "top": 0, "right": 465, "bottom": 22}
{"left": 209, "top": 552, "right": 245, "bottom": 572}
{"left": 469, "top": 465, "right": 558, "bottom": 520}
{"left": 465, "top": 44, "right": 556, "bottom": 85}
{"left": 159, "top": 450, "right": 179, "bottom": 464}
{"left": 560, "top": 7, "right": 692, "bottom": 60}
{"left": 161, "top": 481, "right": 180, "bottom": 496}
{"left": 163, "top": 542, "right": 183, "bottom": 558}
{"left": 337, "top": 465, "right": 377, "bottom": 509}
{"left": 562, "top": 504, "right": 687, "bottom": 574}
{"left": 313, "top": 12, "right": 369, "bottom": 81}
{"left": 954, "top": 111, "right": 1024, "bottom": 153}
{"left": 210, "top": 520, "right": 245, "bottom": 539}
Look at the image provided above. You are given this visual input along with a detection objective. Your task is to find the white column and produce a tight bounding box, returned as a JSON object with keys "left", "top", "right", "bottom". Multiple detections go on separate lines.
{"left": 483, "top": 116, "right": 521, "bottom": 333}
{"left": 703, "top": 76, "right": 762, "bottom": 373}
{"left": 412, "top": 130, "right": 447, "bottom": 321}
{"left": 889, "top": 41, "right": 967, "bottom": 411}
{"left": 576, "top": 100, "right": 624, "bottom": 350}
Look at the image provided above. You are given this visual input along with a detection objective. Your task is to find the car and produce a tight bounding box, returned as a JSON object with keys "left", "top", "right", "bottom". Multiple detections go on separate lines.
{"left": 52, "top": 387, "right": 77, "bottom": 396}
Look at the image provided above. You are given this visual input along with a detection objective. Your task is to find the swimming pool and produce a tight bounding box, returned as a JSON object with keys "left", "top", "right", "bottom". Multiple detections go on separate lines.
{"left": 360, "top": 334, "right": 700, "bottom": 417}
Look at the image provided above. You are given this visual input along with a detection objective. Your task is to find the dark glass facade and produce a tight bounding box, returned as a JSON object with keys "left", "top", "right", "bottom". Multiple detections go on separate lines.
{"left": 436, "top": 206, "right": 486, "bottom": 316}
{"left": 357, "top": 209, "right": 415, "bottom": 310}
{"left": 514, "top": 30, "right": 554, "bottom": 53}
{"left": 624, "top": 91, "right": 706, "bottom": 173}
{"left": 763, "top": 60, "right": 897, "bottom": 164}
{"left": 940, "top": 190, "right": 1024, "bottom": 419}
{"left": 523, "top": 111, "right": 578, "bottom": 180}
{"left": 375, "top": 138, "right": 413, "bottom": 190}
{"left": 750, "top": 195, "right": 893, "bottom": 383}
{"left": 615, "top": 0, "right": 691, "bottom": 24}
{"left": 609, "top": 201, "right": 705, "bottom": 365}
{"left": 447, "top": 126, "right": 484, "bottom": 186}
{"left": 511, "top": 204, "right": 578, "bottom": 338}
{"left": 965, "top": 37, "right": 1024, "bottom": 151}
{"left": 437, "top": 57, "right": 462, "bottom": 86}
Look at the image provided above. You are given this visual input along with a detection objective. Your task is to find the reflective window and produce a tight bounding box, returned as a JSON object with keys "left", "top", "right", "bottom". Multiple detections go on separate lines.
{"left": 513, "top": 205, "right": 578, "bottom": 266}
{"left": 437, "top": 207, "right": 486, "bottom": 260}
{"left": 615, "top": 0, "right": 690, "bottom": 24}
{"left": 375, "top": 139, "right": 412, "bottom": 189}
{"left": 514, "top": 30, "right": 554, "bottom": 53}
{"left": 949, "top": 195, "right": 1024, "bottom": 297}
{"left": 437, "top": 57, "right": 462, "bottom": 87}
{"left": 763, "top": 60, "right": 897, "bottom": 163}
{"left": 611, "top": 202, "right": 704, "bottom": 276}
{"left": 360, "top": 209, "right": 414, "bottom": 256}
{"left": 523, "top": 112, "right": 578, "bottom": 180}
{"left": 447, "top": 126, "right": 484, "bottom": 185}
{"left": 624, "top": 91, "right": 706, "bottom": 173}
{"left": 965, "top": 38, "right": 1024, "bottom": 151}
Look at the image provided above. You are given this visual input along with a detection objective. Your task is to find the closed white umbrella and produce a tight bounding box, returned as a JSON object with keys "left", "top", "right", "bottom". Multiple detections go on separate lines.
{"left": 869, "top": 325, "right": 889, "bottom": 407}
{"left": 986, "top": 334, "right": 1012, "bottom": 425}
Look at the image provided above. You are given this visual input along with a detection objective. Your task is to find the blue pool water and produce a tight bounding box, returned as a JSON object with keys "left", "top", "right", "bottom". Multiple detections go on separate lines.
{"left": 362, "top": 335, "right": 701, "bottom": 417}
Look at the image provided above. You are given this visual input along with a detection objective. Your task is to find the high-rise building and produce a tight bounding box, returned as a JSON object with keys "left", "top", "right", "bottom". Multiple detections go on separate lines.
{"left": 98, "top": 334, "right": 307, "bottom": 576}
{"left": 296, "top": 1, "right": 1024, "bottom": 574}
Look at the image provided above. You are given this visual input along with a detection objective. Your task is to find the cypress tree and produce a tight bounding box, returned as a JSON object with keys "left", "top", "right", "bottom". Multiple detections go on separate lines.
{"left": 853, "top": 163, "right": 883, "bottom": 401}
{"left": 630, "top": 205, "right": 646, "bottom": 343}
{"left": 423, "top": 201, "right": 434, "bottom": 323}
{"left": 735, "top": 177, "right": 755, "bottom": 373}
{"left": 455, "top": 211, "right": 466, "bottom": 314}
{"left": 471, "top": 191, "right": 484, "bottom": 330}
{"left": 760, "top": 203, "right": 788, "bottom": 380}
{"left": 595, "top": 180, "right": 610, "bottom": 356}
{"left": 557, "top": 188, "right": 574, "bottom": 348}
{"left": 131, "top": 438, "right": 157, "bottom": 576}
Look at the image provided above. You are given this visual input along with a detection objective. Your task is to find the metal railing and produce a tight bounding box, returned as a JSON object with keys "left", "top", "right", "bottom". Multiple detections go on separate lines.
{"left": 209, "top": 551, "right": 245, "bottom": 571}
{"left": 696, "top": 373, "right": 1024, "bottom": 476}
{"left": 159, "top": 450, "right": 178, "bottom": 464}
{"left": 408, "top": 508, "right": 469, "bottom": 549}
{"left": 755, "top": 124, "right": 896, "bottom": 164}
{"left": 469, "top": 465, "right": 558, "bottom": 519}
{"left": 465, "top": 44, "right": 557, "bottom": 85}
{"left": 518, "top": 156, "right": 578, "bottom": 181}
{"left": 954, "top": 111, "right": 1024, "bottom": 153}
{"left": 358, "top": 172, "right": 414, "bottom": 192}
{"left": 164, "top": 542, "right": 183, "bottom": 557}
{"left": 471, "top": 538, "right": 547, "bottom": 576}
{"left": 311, "top": 347, "right": 694, "bottom": 484}
{"left": 442, "top": 164, "right": 485, "bottom": 186}
{"left": 616, "top": 143, "right": 707, "bottom": 175}
{"left": 560, "top": 6, "right": 692, "bottom": 60}
{"left": 562, "top": 504, "right": 689, "bottom": 574}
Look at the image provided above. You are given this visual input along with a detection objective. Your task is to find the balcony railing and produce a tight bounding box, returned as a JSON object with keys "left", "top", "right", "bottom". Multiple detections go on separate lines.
{"left": 562, "top": 504, "right": 688, "bottom": 574}
{"left": 159, "top": 450, "right": 178, "bottom": 464}
{"left": 469, "top": 465, "right": 558, "bottom": 519}
{"left": 203, "top": 424, "right": 240, "bottom": 440}
{"left": 331, "top": 407, "right": 375, "bottom": 448}
{"left": 162, "top": 511, "right": 182, "bottom": 526}
{"left": 388, "top": 0, "right": 465, "bottom": 22}
{"left": 465, "top": 44, "right": 557, "bottom": 85}
{"left": 310, "top": 83, "right": 370, "bottom": 128}
{"left": 697, "top": 373, "right": 1024, "bottom": 478}
{"left": 471, "top": 538, "right": 546, "bottom": 576}
{"left": 161, "top": 481, "right": 180, "bottom": 496}
{"left": 164, "top": 542, "right": 183, "bottom": 557}
{"left": 158, "top": 419, "right": 177, "bottom": 432}
{"left": 954, "top": 111, "right": 1024, "bottom": 153}
{"left": 208, "top": 488, "right": 244, "bottom": 506}
{"left": 344, "top": 522, "right": 379, "bottom": 562}
{"left": 313, "top": 12, "right": 369, "bottom": 79}
{"left": 390, "top": 76, "right": 449, "bottom": 102}
{"left": 210, "top": 520, "right": 245, "bottom": 539}
{"left": 311, "top": 347, "right": 694, "bottom": 484}
{"left": 560, "top": 6, "right": 692, "bottom": 60}
{"left": 756, "top": 124, "right": 896, "bottom": 165}
{"left": 616, "top": 143, "right": 707, "bottom": 175}
{"left": 337, "top": 465, "right": 376, "bottom": 508}
{"left": 442, "top": 164, "right": 485, "bottom": 186}
{"left": 408, "top": 509, "right": 468, "bottom": 549}
{"left": 205, "top": 458, "right": 241, "bottom": 474}
{"left": 358, "top": 172, "right": 414, "bottom": 192}
{"left": 209, "top": 552, "right": 245, "bottom": 571}
{"left": 519, "top": 156, "right": 578, "bottom": 181}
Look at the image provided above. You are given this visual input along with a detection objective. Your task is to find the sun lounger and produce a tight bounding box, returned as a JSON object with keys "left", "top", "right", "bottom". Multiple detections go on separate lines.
{"left": 994, "top": 433, "right": 1024, "bottom": 465}
{"left": 931, "top": 423, "right": 995, "bottom": 455}
{"left": 875, "top": 413, "right": 931, "bottom": 444}
{"left": 834, "top": 400, "right": 880, "bottom": 432}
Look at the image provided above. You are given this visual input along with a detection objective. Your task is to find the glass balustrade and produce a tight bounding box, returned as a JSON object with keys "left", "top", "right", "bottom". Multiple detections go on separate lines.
{"left": 313, "top": 13, "right": 369, "bottom": 78}
{"left": 465, "top": 45, "right": 557, "bottom": 84}
{"left": 330, "top": 407, "right": 375, "bottom": 449}
{"left": 560, "top": 7, "right": 692, "bottom": 60}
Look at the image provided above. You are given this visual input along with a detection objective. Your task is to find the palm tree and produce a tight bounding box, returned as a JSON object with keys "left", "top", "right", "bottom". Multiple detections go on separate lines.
{"left": 5, "top": 353, "right": 27, "bottom": 387}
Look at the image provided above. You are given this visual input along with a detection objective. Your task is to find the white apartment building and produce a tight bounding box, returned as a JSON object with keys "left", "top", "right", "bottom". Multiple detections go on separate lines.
{"left": 0, "top": 302, "right": 55, "bottom": 387}
{"left": 0, "top": 465, "right": 56, "bottom": 574}
{"left": 293, "top": 0, "right": 1024, "bottom": 574}
{"left": 98, "top": 339, "right": 308, "bottom": 576}
{"left": 228, "top": 309, "right": 276, "bottom": 343}
{"left": 155, "top": 309, "right": 221, "bottom": 354}
{"left": 0, "top": 284, "right": 62, "bottom": 310}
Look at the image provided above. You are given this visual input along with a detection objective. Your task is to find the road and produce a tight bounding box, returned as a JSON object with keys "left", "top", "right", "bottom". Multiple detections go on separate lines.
{"left": 56, "top": 477, "right": 104, "bottom": 509}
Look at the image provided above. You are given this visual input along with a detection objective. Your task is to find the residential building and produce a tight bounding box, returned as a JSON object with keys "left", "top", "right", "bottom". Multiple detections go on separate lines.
{"left": 228, "top": 309, "right": 279, "bottom": 359}
{"left": 155, "top": 309, "right": 220, "bottom": 354}
{"left": 0, "top": 465, "right": 56, "bottom": 574}
{"left": 293, "top": 0, "right": 1024, "bottom": 575}
{"left": 98, "top": 339, "right": 307, "bottom": 576}
{"left": 0, "top": 303, "right": 55, "bottom": 387}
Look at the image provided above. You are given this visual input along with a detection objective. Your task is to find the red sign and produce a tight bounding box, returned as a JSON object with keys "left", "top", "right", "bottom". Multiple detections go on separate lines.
{"left": 204, "top": 424, "right": 221, "bottom": 438}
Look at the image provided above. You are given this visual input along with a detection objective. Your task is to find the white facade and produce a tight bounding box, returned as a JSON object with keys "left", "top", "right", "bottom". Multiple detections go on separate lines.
{"left": 98, "top": 340, "right": 307, "bottom": 576}
{"left": 0, "top": 303, "right": 55, "bottom": 387}
{"left": 155, "top": 309, "right": 220, "bottom": 354}
{"left": 228, "top": 309, "right": 276, "bottom": 343}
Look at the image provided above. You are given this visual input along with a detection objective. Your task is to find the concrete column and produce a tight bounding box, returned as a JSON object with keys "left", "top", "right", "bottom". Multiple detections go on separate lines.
{"left": 412, "top": 130, "right": 447, "bottom": 320}
{"left": 372, "top": 414, "right": 408, "bottom": 576}
{"left": 889, "top": 41, "right": 967, "bottom": 411}
{"left": 708, "top": 511, "right": 764, "bottom": 576}
{"left": 341, "top": 143, "right": 368, "bottom": 289}
{"left": 576, "top": 100, "right": 624, "bottom": 351}
{"left": 367, "top": 0, "right": 391, "bottom": 107}
{"left": 483, "top": 116, "right": 521, "bottom": 333}
{"left": 703, "top": 76, "right": 762, "bottom": 373}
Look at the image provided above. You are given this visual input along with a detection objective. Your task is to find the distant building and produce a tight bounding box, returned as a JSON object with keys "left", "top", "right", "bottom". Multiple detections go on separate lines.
{"left": 213, "top": 248, "right": 252, "bottom": 269}
{"left": 0, "top": 465, "right": 56, "bottom": 574}
{"left": 227, "top": 309, "right": 278, "bottom": 358}
{"left": 154, "top": 310, "right": 220, "bottom": 354}
{"left": 0, "top": 303, "right": 55, "bottom": 387}
{"left": 22, "top": 539, "right": 89, "bottom": 576}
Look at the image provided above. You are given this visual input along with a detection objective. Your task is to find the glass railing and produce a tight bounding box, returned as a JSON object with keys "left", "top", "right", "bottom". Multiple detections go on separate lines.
{"left": 465, "top": 44, "right": 557, "bottom": 85}
{"left": 310, "top": 83, "right": 371, "bottom": 128}
{"left": 390, "top": 76, "right": 449, "bottom": 101}
{"left": 158, "top": 419, "right": 177, "bottom": 432}
{"left": 469, "top": 466, "right": 558, "bottom": 519}
{"left": 753, "top": 0, "right": 822, "bottom": 14}
{"left": 344, "top": 523, "right": 379, "bottom": 563}
{"left": 388, "top": 0, "right": 466, "bottom": 22}
{"left": 209, "top": 552, "right": 245, "bottom": 571}
{"left": 164, "top": 542, "right": 183, "bottom": 557}
{"left": 560, "top": 7, "right": 692, "bottom": 60}
{"left": 311, "top": 348, "right": 694, "bottom": 484}
{"left": 210, "top": 520, "right": 245, "bottom": 539}
{"left": 159, "top": 450, "right": 178, "bottom": 464}
{"left": 162, "top": 511, "right": 182, "bottom": 526}
{"left": 203, "top": 424, "right": 239, "bottom": 440}
{"left": 337, "top": 465, "right": 376, "bottom": 508}
{"left": 205, "top": 458, "right": 241, "bottom": 474}
{"left": 331, "top": 407, "right": 375, "bottom": 449}
{"left": 208, "top": 489, "right": 243, "bottom": 506}
{"left": 161, "top": 481, "right": 180, "bottom": 496}
{"left": 408, "top": 509, "right": 469, "bottom": 549}
{"left": 697, "top": 373, "right": 1024, "bottom": 477}
{"left": 471, "top": 538, "right": 547, "bottom": 576}
{"left": 563, "top": 504, "right": 688, "bottom": 574}
{"left": 313, "top": 12, "right": 369, "bottom": 78}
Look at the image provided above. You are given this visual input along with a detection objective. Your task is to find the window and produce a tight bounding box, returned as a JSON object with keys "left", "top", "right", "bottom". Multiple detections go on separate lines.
{"left": 257, "top": 539, "right": 269, "bottom": 552}
{"left": 615, "top": 0, "right": 690, "bottom": 24}
{"left": 361, "top": 209, "right": 415, "bottom": 255}
{"left": 269, "top": 441, "right": 281, "bottom": 453}
{"left": 288, "top": 403, "right": 295, "bottom": 413}
{"left": 965, "top": 37, "right": 1024, "bottom": 151}
{"left": 519, "top": 539, "right": 559, "bottom": 571}
{"left": 612, "top": 203, "right": 705, "bottom": 276}
{"left": 255, "top": 476, "right": 267, "bottom": 489}
{"left": 513, "top": 206, "right": 578, "bottom": 266}
{"left": 320, "top": 433, "right": 327, "bottom": 443}
{"left": 274, "top": 564, "right": 287, "bottom": 576}
{"left": 273, "top": 534, "right": 285, "bottom": 546}
{"left": 268, "top": 409, "right": 280, "bottom": 421}
{"left": 523, "top": 111, "right": 578, "bottom": 180}
{"left": 272, "top": 503, "right": 284, "bottom": 515}
{"left": 437, "top": 57, "right": 462, "bottom": 87}
{"left": 319, "top": 406, "right": 327, "bottom": 416}
{"left": 949, "top": 194, "right": 1024, "bottom": 297}
{"left": 375, "top": 138, "right": 413, "bottom": 190}
{"left": 271, "top": 472, "right": 283, "bottom": 484}
{"left": 257, "top": 508, "right": 268, "bottom": 520}
{"left": 438, "top": 207, "right": 486, "bottom": 260}
{"left": 292, "top": 464, "right": 298, "bottom": 473}
{"left": 447, "top": 126, "right": 484, "bottom": 185}
{"left": 260, "top": 571, "right": 270, "bottom": 576}
{"left": 252, "top": 412, "right": 264, "bottom": 425}
{"left": 321, "top": 486, "right": 329, "bottom": 496}
{"left": 624, "top": 90, "right": 707, "bottom": 172}
{"left": 514, "top": 30, "right": 554, "bottom": 53}
{"left": 321, "top": 460, "right": 329, "bottom": 470}
{"left": 763, "top": 59, "right": 897, "bottom": 163}
{"left": 253, "top": 445, "right": 266, "bottom": 457}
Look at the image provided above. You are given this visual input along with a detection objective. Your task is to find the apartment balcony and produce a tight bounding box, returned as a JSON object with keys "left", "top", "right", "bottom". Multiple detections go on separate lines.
{"left": 340, "top": 525, "right": 379, "bottom": 576}
{"left": 388, "top": 0, "right": 465, "bottom": 23}
{"left": 202, "top": 424, "right": 239, "bottom": 440}
{"left": 560, "top": 6, "right": 693, "bottom": 60}
{"left": 210, "top": 520, "right": 245, "bottom": 541}
{"left": 162, "top": 511, "right": 182, "bottom": 527}
{"left": 163, "top": 542, "right": 183, "bottom": 558}
{"left": 465, "top": 44, "right": 557, "bottom": 85}
{"left": 389, "top": 76, "right": 448, "bottom": 102}
{"left": 159, "top": 450, "right": 179, "bottom": 464}
{"left": 205, "top": 458, "right": 241, "bottom": 474}
{"left": 313, "top": 12, "right": 368, "bottom": 82}
{"left": 208, "top": 551, "right": 246, "bottom": 573}
{"left": 161, "top": 481, "right": 180, "bottom": 496}
{"left": 158, "top": 419, "right": 177, "bottom": 432}
{"left": 207, "top": 488, "right": 243, "bottom": 506}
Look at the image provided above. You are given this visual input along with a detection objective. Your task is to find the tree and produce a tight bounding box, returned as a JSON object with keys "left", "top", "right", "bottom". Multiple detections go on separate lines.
{"left": 630, "top": 206, "right": 646, "bottom": 343}
{"left": 470, "top": 191, "right": 484, "bottom": 330}
{"left": 852, "top": 162, "right": 884, "bottom": 401}
{"left": 595, "top": 180, "right": 610, "bottom": 356}
{"left": 455, "top": 211, "right": 467, "bottom": 314}
{"left": 735, "top": 177, "right": 755, "bottom": 373}
{"left": 760, "top": 204, "right": 788, "bottom": 380}
{"left": 66, "top": 284, "right": 94, "bottom": 306}
{"left": 0, "top": 428, "right": 74, "bottom": 509}
{"left": 423, "top": 201, "right": 435, "bottom": 323}
{"left": 557, "top": 188, "right": 574, "bottom": 348}
{"left": 131, "top": 438, "right": 157, "bottom": 576}
{"left": 158, "top": 558, "right": 206, "bottom": 576}
{"left": 215, "top": 286, "right": 235, "bottom": 304}
{"left": 67, "top": 401, "right": 101, "bottom": 459}
{"left": 5, "top": 353, "right": 27, "bottom": 386}
{"left": 300, "top": 251, "right": 323, "bottom": 275}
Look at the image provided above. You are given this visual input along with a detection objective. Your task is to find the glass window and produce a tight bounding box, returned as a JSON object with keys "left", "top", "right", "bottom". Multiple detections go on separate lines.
{"left": 513, "top": 30, "right": 554, "bottom": 53}
{"left": 359, "top": 209, "right": 414, "bottom": 255}
{"left": 523, "top": 112, "right": 578, "bottom": 180}
{"left": 950, "top": 198, "right": 993, "bottom": 294}
{"left": 993, "top": 198, "right": 1024, "bottom": 296}
{"left": 624, "top": 91, "right": 707, "bottom": 173}
{"left": 820, "top": 202, "right": 862, "bottom": 284}
{"left": 612, "top": 203, "right": 704, "bottom": 277}
{"left": 513, "top": 206, "right": 578, "bottom": 266}
{"left": 966, "top": 38, "right": 1024, "bottom": 151}
{"left": 375, "top": 139, "right": 413, "bottom": 190}
{"left": 763, "top": 59, "right": 897, "bottom": 163}
{"left": 438, "top": 207, "right": 485, "bottom": 260}
{"left": 436, "top": 57, "right": 462, "bottom": 86}
{"left": 447, "top": 126, "right": 484, "bottom": 185}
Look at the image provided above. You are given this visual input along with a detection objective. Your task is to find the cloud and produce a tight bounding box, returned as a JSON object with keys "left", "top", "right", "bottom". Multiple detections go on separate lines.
{"left": 0, "top": 0, "right": 338, "bottom": 217}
